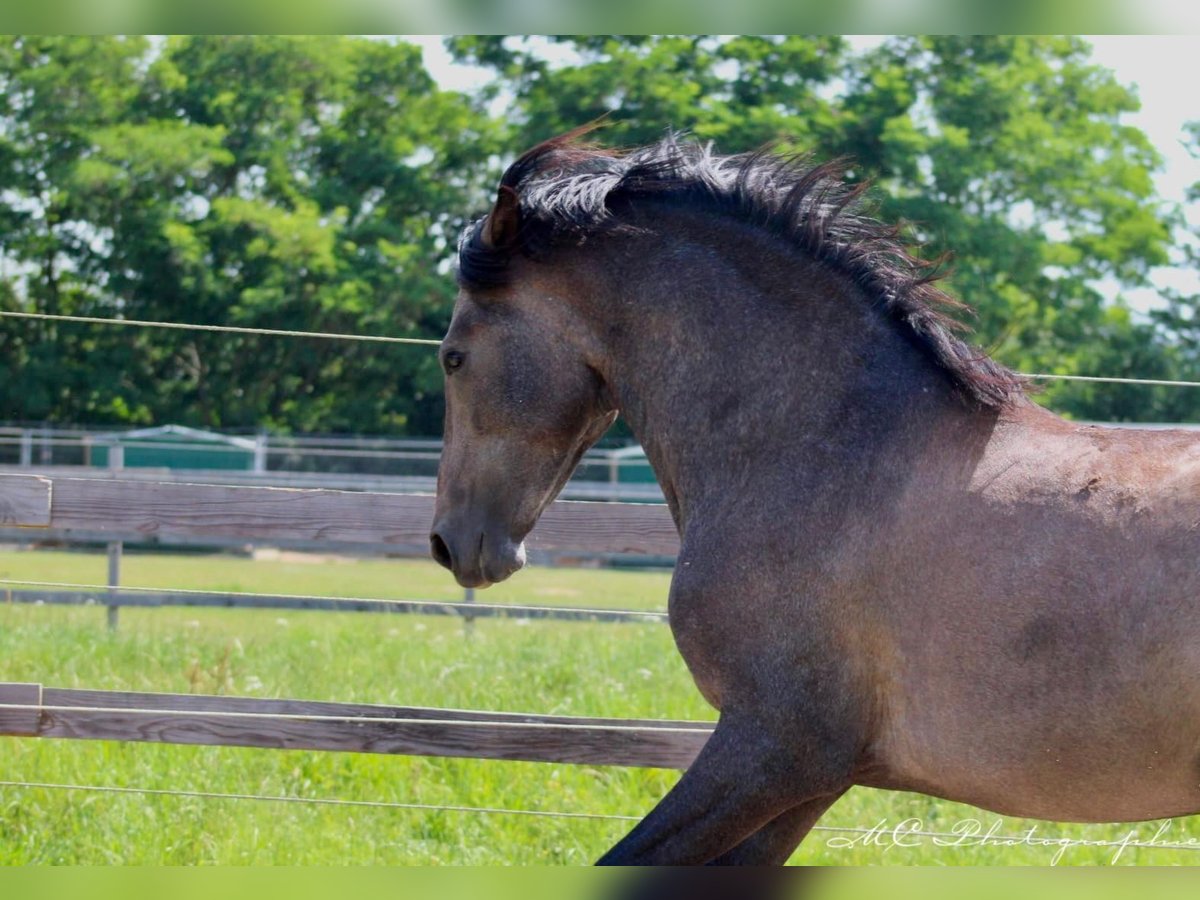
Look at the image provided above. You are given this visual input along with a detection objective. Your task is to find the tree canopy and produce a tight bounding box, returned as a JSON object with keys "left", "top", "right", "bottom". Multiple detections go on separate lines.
{"left": 0, "top": 35, "right": 1194, "bottom": 433}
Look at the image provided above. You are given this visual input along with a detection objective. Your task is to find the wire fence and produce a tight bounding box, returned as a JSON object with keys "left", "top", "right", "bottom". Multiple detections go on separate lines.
{"left": 0, "top": 779, "right": 642, "bottom": 822}
{"left": 0, "top": 310, "right": 441, "bottom": 345}
{"left": 2, "top": 779, "right": 1198, "bottom": 860}
{"left": 0, "top": 579, "right": 670, "bottom": 624}
{"left": 1023, "top": 373, "right": 1200, "bottom": 388}
{"left": 6, "top": 308, "right": 1200, "bottom": 389}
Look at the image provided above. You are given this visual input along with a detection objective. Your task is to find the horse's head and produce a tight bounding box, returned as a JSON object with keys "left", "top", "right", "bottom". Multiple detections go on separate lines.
{"left": 430, "top": 185, "right": 618, "bottom": 588}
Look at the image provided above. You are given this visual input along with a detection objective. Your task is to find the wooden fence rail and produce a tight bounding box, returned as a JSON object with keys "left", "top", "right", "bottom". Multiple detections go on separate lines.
{"left": 0, "top": 683, "right": 711, "bottom": 770}
{"left": 0, "top": 473, "right": 679, "bottom": 556}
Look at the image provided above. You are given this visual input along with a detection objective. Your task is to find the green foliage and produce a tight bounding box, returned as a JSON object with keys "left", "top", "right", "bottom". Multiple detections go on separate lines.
{"left": 0, "top": 35, "right": 498, "bottom": 432}
{"left": 0, "top": 35, "right": 1193, "bottom": 430}
{"left": 1140, "top": 122, "right": 1200, "bottom": 422}
{"left": 842, "top": 38, "right": 1172, "bottom": 385}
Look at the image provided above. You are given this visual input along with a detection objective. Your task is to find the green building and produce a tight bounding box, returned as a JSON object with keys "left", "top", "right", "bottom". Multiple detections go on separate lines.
{"left": 89, "top": 425, "right": 259, "bottom": 471}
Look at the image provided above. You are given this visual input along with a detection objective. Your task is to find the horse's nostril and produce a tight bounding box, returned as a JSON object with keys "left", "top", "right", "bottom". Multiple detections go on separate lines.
{"left": 430, "top": 533, "right": 453, "bottom": 571}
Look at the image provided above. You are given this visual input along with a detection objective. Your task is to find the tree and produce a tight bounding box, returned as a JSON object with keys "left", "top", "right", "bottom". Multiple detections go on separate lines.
{"left": 1142, "top": 121, "right": 1200, "bottom": 422}
{"left": 0, "top": 36, "right": 498, "bottom": 433}
{"left": 0, "top": 36, "right": 162, "bottom": 423}
{"left": 452, "top": 35, "right": 1180, "bottom": 421}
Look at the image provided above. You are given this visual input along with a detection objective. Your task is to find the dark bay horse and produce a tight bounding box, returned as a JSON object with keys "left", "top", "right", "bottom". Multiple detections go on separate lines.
{"left": 429, "top": 127, "right": 1200, "bottom": 865}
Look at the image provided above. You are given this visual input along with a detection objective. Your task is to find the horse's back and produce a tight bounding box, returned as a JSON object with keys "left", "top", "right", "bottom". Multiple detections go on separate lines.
{"left": 869, "top": 402, "right": 1200, "bottom": 822}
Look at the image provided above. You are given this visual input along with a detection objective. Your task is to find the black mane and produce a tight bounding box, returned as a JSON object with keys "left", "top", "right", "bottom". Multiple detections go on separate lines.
{"left": 458, "top": 129, "right": 1025, "bottom": 408}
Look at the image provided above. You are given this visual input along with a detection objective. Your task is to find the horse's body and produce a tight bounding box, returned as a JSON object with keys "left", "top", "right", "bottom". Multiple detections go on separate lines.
{"left": 429, "top": 129, "right": 1200, "bottom": 864}
{"left": 864, "top": 407, "right": 1200, "bottom": 824}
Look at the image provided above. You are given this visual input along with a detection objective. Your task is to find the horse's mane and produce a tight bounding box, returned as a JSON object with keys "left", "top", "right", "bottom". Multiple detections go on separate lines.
{"left": 457, "top": 127, "right": 1026, "bottom": 409}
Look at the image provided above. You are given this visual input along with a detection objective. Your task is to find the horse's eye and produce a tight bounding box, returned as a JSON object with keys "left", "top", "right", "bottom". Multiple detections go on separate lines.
{"left": 442, "top": 350, "right": 465, "bottom": 374}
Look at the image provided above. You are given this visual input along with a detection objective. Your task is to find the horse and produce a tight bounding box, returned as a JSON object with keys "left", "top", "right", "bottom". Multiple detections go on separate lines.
{"left": 429, "top": 125, "right": 1200, "bottom": 865}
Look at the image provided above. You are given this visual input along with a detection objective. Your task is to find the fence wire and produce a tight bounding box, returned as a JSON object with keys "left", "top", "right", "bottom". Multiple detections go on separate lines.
{"left": 2, "top": 780, "right": 1198, "bottom": 858}
{"left": 0, "top": 779, "right": 640, "bottom": 822}
{"left": 7, "top": 309, "right": 1200, "bottom": 390}
{"left": 1023, "top": 373, "right": 1200, "bottom": 388}
{"left": 0, "top": 310, "right": 441, "bottom": 346}
{"left": 0, "top": 578, "right": 668, "bottom": 622}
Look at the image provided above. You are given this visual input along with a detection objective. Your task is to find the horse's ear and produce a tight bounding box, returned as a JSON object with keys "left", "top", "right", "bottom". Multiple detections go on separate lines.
{"left": 483, "top": 185, "right": 521, "bottom": 250}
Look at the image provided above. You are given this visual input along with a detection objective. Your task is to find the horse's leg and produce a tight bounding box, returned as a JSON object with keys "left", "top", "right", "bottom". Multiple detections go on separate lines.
{"left": 706, "top": 791, "right": 845, "bottom": 865}
{"left": 596, "top": 715, "right": 849, "bottom": 865}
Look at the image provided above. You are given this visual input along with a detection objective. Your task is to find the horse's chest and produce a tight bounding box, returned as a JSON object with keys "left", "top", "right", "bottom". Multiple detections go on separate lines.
{"left": 666, "top": 570, "right": 834, "bottom": 711}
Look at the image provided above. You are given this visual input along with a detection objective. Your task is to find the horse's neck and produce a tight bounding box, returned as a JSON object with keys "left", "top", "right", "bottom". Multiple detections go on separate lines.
{"left": 589, "top": 230, "right": 976, "bottom": 527}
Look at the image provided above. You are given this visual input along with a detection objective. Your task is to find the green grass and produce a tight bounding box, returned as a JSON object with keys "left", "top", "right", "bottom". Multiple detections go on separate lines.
{"left": 0, "top": 547, "right": 1197, "bottom": 865}
{"left": 0, "top": 546, "right": 671, "bottom": 611}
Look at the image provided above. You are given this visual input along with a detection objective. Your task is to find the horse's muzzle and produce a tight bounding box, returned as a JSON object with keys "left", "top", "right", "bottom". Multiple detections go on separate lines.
{"left": 429, "top": 521, "right": 527, "bottom": 588}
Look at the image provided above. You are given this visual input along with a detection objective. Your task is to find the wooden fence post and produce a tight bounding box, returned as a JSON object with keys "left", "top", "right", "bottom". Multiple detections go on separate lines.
{"left": 106, "top": 445, "right": 124, "bottom": 631}
{"left": 463, "top": 586, "right": 475, "bottom": 635}
{"left": 253, "top": 434, "right": 267, "bottom": 475}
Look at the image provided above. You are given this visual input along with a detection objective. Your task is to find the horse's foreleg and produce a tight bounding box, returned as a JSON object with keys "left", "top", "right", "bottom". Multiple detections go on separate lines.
{"left": 706, "top": 791, "right": 845, "bottom": 865}
{"left": 596, "top": 715, "right": 848, "bottom": 865}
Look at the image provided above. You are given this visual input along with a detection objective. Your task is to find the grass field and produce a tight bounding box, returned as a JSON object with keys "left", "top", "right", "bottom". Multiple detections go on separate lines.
{"left": 1, "top": 546, "right": 1198, "bottom": 865}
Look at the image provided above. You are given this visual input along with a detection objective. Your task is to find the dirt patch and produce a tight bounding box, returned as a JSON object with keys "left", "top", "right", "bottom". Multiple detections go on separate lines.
{"left": 251, "top": 549, "right": 358, "bottom": 565}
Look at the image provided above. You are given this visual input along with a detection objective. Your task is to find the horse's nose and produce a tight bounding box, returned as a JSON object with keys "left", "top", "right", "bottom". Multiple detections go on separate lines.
{"left": 430, "top": 530, "right": 454, "bottom": 572}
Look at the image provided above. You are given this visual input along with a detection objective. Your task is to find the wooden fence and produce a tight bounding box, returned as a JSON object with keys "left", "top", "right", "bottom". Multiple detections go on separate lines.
{"left": 0, "top": 470, "right": 676, "bottom": 625}
{"left": 0, "top": 471, "right": 700, "bottom": 775}
{"left": 0, "top": 473, "right": 677, "bottom": 554}
{"left": 0, "top": 683, "right": 710, "bottom": 770}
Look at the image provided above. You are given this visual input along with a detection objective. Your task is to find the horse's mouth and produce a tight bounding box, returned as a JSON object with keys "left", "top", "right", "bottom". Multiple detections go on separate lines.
{"left": 477, "top": 535, "right": 526, "bottom": 587}
{"left": 429, "top": 528, "right": 525, "bottom": 588}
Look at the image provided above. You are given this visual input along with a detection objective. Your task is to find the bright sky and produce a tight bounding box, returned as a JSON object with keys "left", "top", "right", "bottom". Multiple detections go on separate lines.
{"left": 409, "top": 35, "right": 1200, "bottom": 311}
{"left": 1088, "top": 36, "right": 1199, "bottom": 213}
{"left": 1085, "top": 36, "right": 1200, "bottom": 309}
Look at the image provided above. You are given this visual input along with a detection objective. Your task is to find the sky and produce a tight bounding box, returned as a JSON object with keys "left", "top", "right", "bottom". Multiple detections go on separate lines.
{"left": 408, "top": 35, "right": 1200, "bottom": 312}
{"left": 1086, "top": 36, "right": 1200, "bottom": 309}
{"left": 1086, "top": 36, "right": 1199, "bottom": 214}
